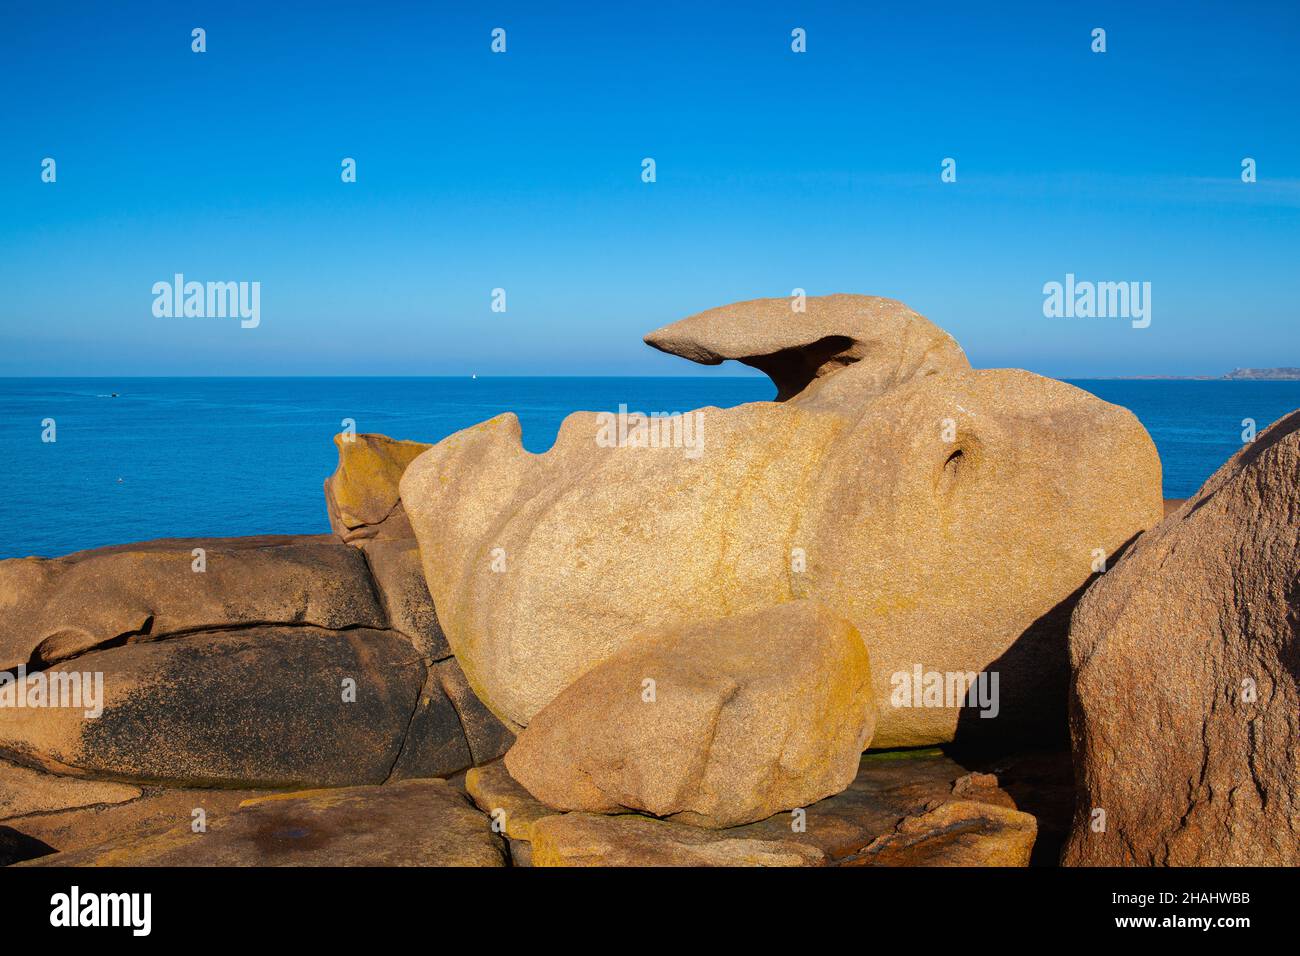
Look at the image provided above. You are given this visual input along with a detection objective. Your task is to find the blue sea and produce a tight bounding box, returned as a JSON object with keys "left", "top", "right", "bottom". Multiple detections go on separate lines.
{"left": 3, "top": 377, "right": 1298, "bottom": 560}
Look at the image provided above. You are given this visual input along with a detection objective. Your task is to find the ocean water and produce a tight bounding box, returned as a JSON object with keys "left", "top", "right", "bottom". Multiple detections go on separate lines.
{"left": 2, "top": 376, "right": 1298, "bottom": 560}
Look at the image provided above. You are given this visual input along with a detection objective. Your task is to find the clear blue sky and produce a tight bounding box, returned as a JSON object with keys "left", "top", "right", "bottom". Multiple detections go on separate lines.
{"left": 1, "top": 0, "right": 1296, "bottom": 377}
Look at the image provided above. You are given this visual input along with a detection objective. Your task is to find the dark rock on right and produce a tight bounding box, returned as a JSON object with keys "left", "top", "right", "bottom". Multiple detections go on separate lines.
{"left": 1064, "top": 410, "right": 1300, "bottom": 866}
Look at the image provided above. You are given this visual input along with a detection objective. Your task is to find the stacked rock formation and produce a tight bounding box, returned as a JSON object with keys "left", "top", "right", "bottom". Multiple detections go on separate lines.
{"left": 399, "top": 294, "right": 1163, "bottom": 830}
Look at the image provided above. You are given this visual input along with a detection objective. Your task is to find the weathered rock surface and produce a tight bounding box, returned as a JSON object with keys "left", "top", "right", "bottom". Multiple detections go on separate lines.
{"left": 0, "top": 534, "right": 385, "bottom": 670}
{"left": 853, "top": 799, "right": 1037, "bottom": 866}
{"left": 466, "top": 760, "right": 554, "bottom": 842}
{"left": 324, "top": 433, "right": 431, "bottom": 541}
{"left": 1065, "top": 410, "right": 1300, "bottom": 866}
{"left": 0, "top": 759, "right": 141, "bottom": 820}
{"left": 20, "top": 779, "right": 507, "bottom": 867}
{"left": 0, "top": 520, "right": 513, "bottom": 792}
{"left": 401, "top": 295, "right": 1163, "bottom": 744}
{"left": 2, "top": 785, "right": 266, "bottom": 861}
{"left": 530, "top": 812, "right": 826, "bottom": 867}
{"left": 0, "top": 627, "right": 425, "bottom": 788}
{"left": 385, "top": 670, "right": 474, "bottom": 782}
{"left": 361, "top": 537, "right": 451, "bottom": 658}
{"left": 469, "top": 748, "right": 1064, "bottom": 867}
{"left": 435, "top": 658, "right": 516, "bottom": 762}
{"left": 505, "top": 601, "right": 875, "bottom": 827}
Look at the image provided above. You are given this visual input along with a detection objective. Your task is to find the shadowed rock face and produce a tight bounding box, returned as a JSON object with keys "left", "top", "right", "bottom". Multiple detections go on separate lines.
{"left": 401, "top": 295, "right": 1163, "bottom": 745}
{"left": 1064, "top": 410, "right": 1300, "bottom": 866}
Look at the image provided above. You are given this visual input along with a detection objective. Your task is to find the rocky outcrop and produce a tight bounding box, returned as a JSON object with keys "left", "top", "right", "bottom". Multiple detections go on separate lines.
{"left": 1064, "top": 410, "right": 1300, "bottom": 866}
{"left": 466, "top": 761, "right": 555, "bottom": 844}
{"left": 505, "top": 601, "right": 875, "bottom": 827}
{"left": 0, "top": 534, "right": 385, "bottom": 670}
{"left": 401, "top": 295, "right": 1163, "bottom": 745}
{"left": 468, "top": 748, "right": 1057, "bottom": 867}
{"left": 324, "top": 433, "right": 431, "bottom": 542}
{"left": 854, "top": 800, "right": 1037, "bottom": 866}
{"left": 20, "top": 779, "right": 507, "bottom": 867}
{"left": 0, "top": 528, "right": 511, "bottom": 789}
{"left": 2, "top": 784, "right": 269, "bottom": 865}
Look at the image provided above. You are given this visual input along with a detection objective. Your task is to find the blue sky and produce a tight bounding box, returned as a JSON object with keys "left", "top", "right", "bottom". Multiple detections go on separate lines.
{"left": 1, "top": 0, "right": 1297, "bottom": 377}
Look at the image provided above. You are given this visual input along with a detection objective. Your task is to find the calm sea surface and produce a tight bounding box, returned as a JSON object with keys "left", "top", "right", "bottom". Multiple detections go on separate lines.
{"left": 3, "top": 377, "right": 1298, "bottom": 559}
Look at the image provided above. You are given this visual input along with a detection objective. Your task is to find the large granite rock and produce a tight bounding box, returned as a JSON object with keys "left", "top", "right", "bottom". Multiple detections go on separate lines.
{"left": 20, "top": 779, "right": 507, "bottom": 867}
{"left": 401, "top": 295, "right": 1163, "bottom": 744}
{"left": 324, "top": 433, "right": 431, "bottom": 542}
{"left": 0, "top": 627, "right": 427, "bottom": 787}
{"left": 0, "top": 534, "right": 385, "bottom": 670}
{"left": 1065, "top": 410, "right": 1300, "bottom": 866}
{"left": 505, "top": 601, "right": 875, "bottom": 827}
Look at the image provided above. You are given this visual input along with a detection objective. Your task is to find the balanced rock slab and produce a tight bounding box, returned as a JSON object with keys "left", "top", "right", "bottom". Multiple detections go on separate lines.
{"left": 643, "top": 292, "right": 968, "bottom": 404}
{"left": 21, "top": 779, "right": 507, "bottom": 867}
{"left": 0, "top": 535, "right": 385, "bottom": 670}
{"left": 401, "top": 295, "right": 1163, "bottom": 745}
{"left": 1065, "top": 410, "right": 1300, "bottom": 866}
{"left": 505, "top": 601, "right": 875, "bottom": 827}
{"left": 0, "top": 627, "right": 425, "bottom": 788}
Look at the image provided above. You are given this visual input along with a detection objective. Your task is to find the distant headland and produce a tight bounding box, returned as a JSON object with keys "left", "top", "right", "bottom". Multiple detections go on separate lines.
{"left": 1106, "top": 368, "right": 1300, "bottom": 381}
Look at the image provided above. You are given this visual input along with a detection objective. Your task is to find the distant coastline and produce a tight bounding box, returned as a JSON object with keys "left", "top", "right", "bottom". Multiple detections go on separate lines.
{"left": 1095, "top": 368, "right": 1300, "bottom": 381}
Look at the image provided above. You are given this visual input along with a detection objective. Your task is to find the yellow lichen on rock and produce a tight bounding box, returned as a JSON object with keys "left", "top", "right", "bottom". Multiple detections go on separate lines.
{"left": 324, "top": 433, "right": 431, "bottom": 540}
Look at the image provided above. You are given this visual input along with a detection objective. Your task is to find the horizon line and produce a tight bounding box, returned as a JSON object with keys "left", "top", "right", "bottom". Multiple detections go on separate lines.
{"left": 0, "top": 373, "right": 1290, "bottom": 381}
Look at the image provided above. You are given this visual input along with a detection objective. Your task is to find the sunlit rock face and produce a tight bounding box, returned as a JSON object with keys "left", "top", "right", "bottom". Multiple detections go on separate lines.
{"left": 401, "top": 295, "right": 1163, "bottom": 745}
